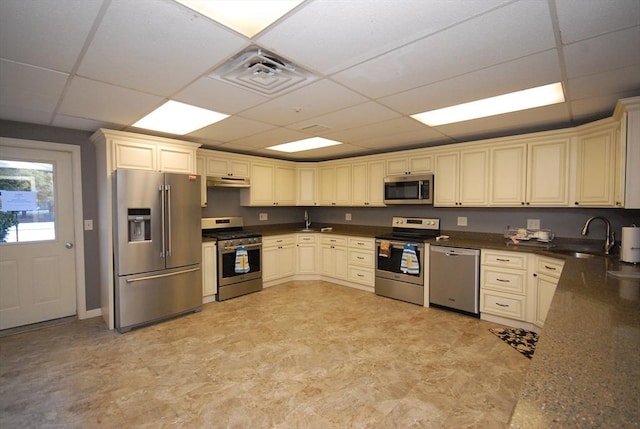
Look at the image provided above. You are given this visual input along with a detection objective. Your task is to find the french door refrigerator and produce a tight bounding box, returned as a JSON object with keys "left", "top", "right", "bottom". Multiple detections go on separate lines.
{"left": 113, "top": 169, "right": 202, "bottom": 332}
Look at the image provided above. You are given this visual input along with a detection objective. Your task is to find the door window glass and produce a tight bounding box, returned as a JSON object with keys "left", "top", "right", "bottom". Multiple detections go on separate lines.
{"left": 0, "top": 160, "right": 55, "bottom": 243}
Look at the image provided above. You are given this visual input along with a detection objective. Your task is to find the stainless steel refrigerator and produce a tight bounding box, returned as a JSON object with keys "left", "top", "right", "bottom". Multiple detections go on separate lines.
{"left": 113, "top": 169, "right": 202, "bottom": 332}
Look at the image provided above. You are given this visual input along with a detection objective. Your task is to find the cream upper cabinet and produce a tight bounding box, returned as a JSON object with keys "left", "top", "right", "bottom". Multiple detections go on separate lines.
{"left": 489, "top": 137, "right": 569, "bottom": 206}
{"left": 615, "top": 97, "right": 640, "bottom": 208}
{"left": 319, "top": 163, "right": 351, "bottom": 206}
{"left": 386, "top": 153, "right": 432, "bottom": 175}
{"left": 573, "top": 120, "right": 620, "bottom": 207}
{"left": 205, "top": 152, "right": 250, "bottom": 178}
{"left": 351, "top": 160, "right": 385, "bottom": 207}
{"left": 241, "top": 161, "right": 296, "bottom": 206}
{"left": 296, "top": 165, "right": 318, "bottom": 206}
{"left": 434, "top": 148, "right": 488, "bottom": 207}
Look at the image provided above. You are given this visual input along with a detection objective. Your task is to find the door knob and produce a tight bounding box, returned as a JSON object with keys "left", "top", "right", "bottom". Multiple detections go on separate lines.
{"left": 65, "top": 242, "right": 74, "bottom": 249}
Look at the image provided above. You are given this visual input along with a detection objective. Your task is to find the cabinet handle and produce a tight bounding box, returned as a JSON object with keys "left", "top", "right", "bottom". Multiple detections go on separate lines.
{"left": 357, "top": 274, "right": 364, "bottom": 277}
{"left": 544, "top": 265, "right": 557, "bottom": 270}
{"left": 496, "top": 258, "right": 510, "bottom": 262}
{"left": 496, "top": 278, "right": 510, "bottom": 282}
{"left": 357, "top": 256, "right": 365, "bottom": 260}
{"left": 574, "top": 201, "right": 579, "bottom": 206}
{"left": 496, "top": 302, "right": 509, "bottom": 307}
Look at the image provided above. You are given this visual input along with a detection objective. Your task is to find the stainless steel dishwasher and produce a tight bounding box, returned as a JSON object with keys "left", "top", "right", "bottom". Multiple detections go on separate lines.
{"left": 429, "top": 246, "right": 480, "bottom": 316}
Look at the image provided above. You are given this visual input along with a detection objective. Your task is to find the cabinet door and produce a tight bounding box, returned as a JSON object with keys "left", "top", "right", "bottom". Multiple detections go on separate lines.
{"left": 535, "top": 274, "right": 557, "bottom": 327}
{"left": 335, "top": 164, "right": 351, "bottom": 205}
{"left": 229, "top": 159, "right": 250, "bottom": 178}
{"left": 206, "top": 157, "right": 228, "bottom": 176}
{"left": 196, "top": 155, "right": 207, "bottom": 207}
{"left": 351, "top": 163, "right": 368, "bottom": 206}
{"left": 262, "top": 246, "right": 279, "bottom": 282}
{"left": 489, "top": 144, "right": 527, "bottom": 206}
{"left": 409, "top": 155, "right": 433, "bottom": 173}
{"left": 574, "top": 127, "right": 616, "bottom": 206}
{"left": 280, "top": 245, "right": 296, "bottom": 278}
{"left": 434, "top": 152, "right": 459, "bottom": 206}
{"left": 527, "top": 139, "right": 569, "bottom": 206}
{"left": 158, "top": 145, "right": 194, "bottom": 173}
{"left": 334, "top": 246, "right": 348, "bottom": 280}
{"left": 202, "top": 242, "right": 217, "bottom": 296}
{"left": 275, "top": 165, "right": 296, "bottom": 205}
{"left": 114, "top": 141, "right": 156, "bottom": 170}
{"left": 297, "top": 167, "right": 317, "bottom": 206}
{"left": 459, "top": 149, "right": 488, "bottom": 206}
{"left": 297, "top": 243, "right": 317, "bottom": 274}
{"left": 367, "top": 160, "right": 386, "bottom": 206}
{"left": 320, "top": 244, "right": 335, "bottom": 277}
{"left": 386, "top": 157, "right": 409, "bottom": 175}
{"left": 249, "top": 163, "right": 275, "bottom": 205}
{"left": 319, "top": 166, "right": 336, "bottom": 206}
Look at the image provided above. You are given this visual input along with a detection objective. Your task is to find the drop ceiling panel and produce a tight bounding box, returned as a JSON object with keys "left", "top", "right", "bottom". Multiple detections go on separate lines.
{"left": 239, "top": 79, "right": 368, "bottom": 126}
{"left": 58, "top": 77, "right": 163, "bottom": 125}
{"left": 0, "top": 60, "right": 68, "bottom": 115}
{"left": 332, "top": 1, "right": 557, "bottom": 99}
{"left": 568, "top": 65, "right": 640, "bottom": 100}
{"left": 256, "top": 0, "right": 509, "bottom": 75}
{"left": 188, "top": 116, "right": 276, "bottom": 142}
{"left": 556, "top": 0, "right": 640, "bottom": 44}
{"left": 349, "top": 128, "right": 452, "bottom": 151}
{"left": 570, "top": 94, "right": 630, "bottom": 122}
{"left": 0, "top": 0, "right": 102, "bottom": 72}
{"left": 77, "top": 0, "right": 249, "bottom": 96}
{"left": 174, "top": 76, "right": 269, "bottom": 114}
{"left": 52, "top": 115, "right": 120, "bottom": 132}
{"left": 228, "top": 127, "right": 310, "bottom": 149}
{"left": 323, "top": 117, "right": 434, "bottom": 144}
{"left": 379, "top": 50, "right": 562, "bottom": 115}
{"left": 288, "top": 102, "right": 401, "bottom": 134}
{"left": 0, "top": 105, "right": 55, "bottom": 126}
{"left": 563, "top": 27, "right": 640, "bottom": 79}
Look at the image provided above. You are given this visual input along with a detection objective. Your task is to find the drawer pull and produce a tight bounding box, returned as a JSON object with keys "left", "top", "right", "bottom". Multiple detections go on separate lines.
{"left": 544, "top": 265, "right": 557, "bottom": 270}
{"left": 496, "top": 278, "right": 510, "bottom": 282}
{"left": 496, "top": 258, "right": 510, "bottom": 262}
{"left": 357, "top": 274, "right": 364, "bottom": 277}
{"left": 357, "top": 256, "right": 365, "bottom": 260}
{"left": 496, "top": 302, "right": 509, "bottom": 307}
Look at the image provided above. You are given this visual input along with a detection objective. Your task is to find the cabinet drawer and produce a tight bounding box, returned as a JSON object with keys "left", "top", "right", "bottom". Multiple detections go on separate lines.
{"left": 536, "top": 256, "right": 564, "bottom": 279}
{"left": 481, "top": 250, "right": 527, "bottom": 270}
{"left": 481, "top": 267, "right": 526, "bottom": 295}
{"left": 297, "top": 234, "right": 317, "bottom": 244}
{"left": 263, "top": 235, "right": 295, "bottom": 247}
{"left": 348, "top": 237, "right": 374, "bottom": 250}
{"left": 481, "top": 290, "right": 525, "bottom": 320}
{"left": 348, "top": 249, "right": 374, "bottom": 267}
{"left": 348, "top": 266, "right": 374, "bottom": 286}
{"left": 321, "top": 235, "right": 347, "bottom": 247}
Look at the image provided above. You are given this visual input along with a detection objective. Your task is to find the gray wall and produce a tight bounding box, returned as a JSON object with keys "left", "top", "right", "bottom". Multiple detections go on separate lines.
{"left": 0, "top": 120, "right": 101, "bottom": 310}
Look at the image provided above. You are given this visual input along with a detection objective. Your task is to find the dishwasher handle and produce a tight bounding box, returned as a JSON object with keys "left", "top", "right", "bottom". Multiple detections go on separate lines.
{"left": 430, "top": 245, "right": 480, "bottom": 257}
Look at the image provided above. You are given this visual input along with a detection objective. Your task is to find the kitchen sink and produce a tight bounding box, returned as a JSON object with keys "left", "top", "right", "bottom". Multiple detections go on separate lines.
{"left": 298, "top": 228, "right": 316, "bottom": 233}
{"left": 548, "top": 249, "right": 603, "bottom": 259}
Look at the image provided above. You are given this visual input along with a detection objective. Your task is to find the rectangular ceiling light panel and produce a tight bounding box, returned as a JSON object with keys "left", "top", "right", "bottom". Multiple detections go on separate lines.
{"left": 174, "top": 0, "right": 303, "bottom": 38}
{"left": 267, "top": 137, "right": 342, "bottom": 153}
{"left": 411, "top": 82, "right": 565, "bottom": 126}
{"left": 133, "top": 100, "right": 229, "bottom": 135}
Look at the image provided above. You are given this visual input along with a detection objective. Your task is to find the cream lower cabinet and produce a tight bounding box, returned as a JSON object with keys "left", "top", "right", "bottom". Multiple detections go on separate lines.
{"left": 202, "top": 242, "right": 217, "bottom": 301}
{"left": 263, "top": 235, "right": 296, "bottom": 282}
{"left": 533, "top": 256, "right": 564, "bottom": 327}
{"left": 347, "top": 237, "right": 375, "bottom": 288}
{"left": 434, "top": 148, "right": 489, "bottom": 207}
{"left": 296, "top": 234, "right": 318, "bottom": 274}
{"left": 320, "top": 235, "right": 348, "bottom": 280}
{"left": 351, "top": 160, "right": 385, "bottom": 207}
{"left": 480, "top": 250, "right": 529, "bottom": 322}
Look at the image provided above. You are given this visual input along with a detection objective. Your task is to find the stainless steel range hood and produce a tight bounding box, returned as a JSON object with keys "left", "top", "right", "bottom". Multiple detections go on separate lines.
{"left": 207, "top": 176, "right": 250, "bottom": 188}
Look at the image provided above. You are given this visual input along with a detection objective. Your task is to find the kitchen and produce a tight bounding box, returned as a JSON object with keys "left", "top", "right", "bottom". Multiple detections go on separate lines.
{"left": 1, "top": 0, "right": 640, "bottom": 427}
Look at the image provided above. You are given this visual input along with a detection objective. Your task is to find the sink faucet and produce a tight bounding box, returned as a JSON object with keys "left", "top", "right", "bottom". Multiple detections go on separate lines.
{"left": 304, "top": 210, "right": 311, "bottom": 229}
{"left": 581, "top": 216, "right": 615, "bottom": 255}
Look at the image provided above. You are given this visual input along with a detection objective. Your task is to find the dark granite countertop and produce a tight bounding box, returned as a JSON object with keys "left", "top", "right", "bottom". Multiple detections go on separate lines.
{"left": 205, "top": 223, "right": 640, "bottom": 426}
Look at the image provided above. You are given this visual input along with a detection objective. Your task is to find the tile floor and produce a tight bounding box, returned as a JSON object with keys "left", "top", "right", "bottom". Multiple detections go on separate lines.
{"left": 0, "top": 281, "right": 529, "bottom": 428}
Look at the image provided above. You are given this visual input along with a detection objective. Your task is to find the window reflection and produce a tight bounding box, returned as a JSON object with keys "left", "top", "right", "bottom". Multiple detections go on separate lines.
{"left": 0, "top": 160, "right": 55, "bottom": 243}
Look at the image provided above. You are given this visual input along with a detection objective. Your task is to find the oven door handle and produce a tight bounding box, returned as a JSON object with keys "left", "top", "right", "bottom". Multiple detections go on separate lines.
{"left": 220, "top": 243, "right": 262, "bottom": 254}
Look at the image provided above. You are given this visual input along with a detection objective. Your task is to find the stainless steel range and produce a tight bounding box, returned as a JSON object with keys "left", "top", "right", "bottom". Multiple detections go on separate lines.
{"left": 202, "top": 217, "right": 262, "bottom": 301}
{"left": 375, "top": 217, "right": 440, "bottom": 305}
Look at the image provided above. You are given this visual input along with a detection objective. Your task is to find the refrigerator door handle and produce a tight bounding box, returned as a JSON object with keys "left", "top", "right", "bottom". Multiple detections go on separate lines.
{"left": 166, "top": 184, "right": 172, "bottom": 257}
{"left": 160, "top": 184, "right": 166, "bottom": 258}
{"left": 125, "top": 267, "right": 201, "bottom": 283}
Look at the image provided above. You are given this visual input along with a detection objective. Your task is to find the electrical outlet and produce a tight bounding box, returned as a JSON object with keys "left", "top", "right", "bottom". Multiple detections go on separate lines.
{"left": 345, "top": 213, "right": 352, "bottom": 221}
{"left": 527, "top": 219, "right": 541, "bottom": 230}
{"left": 457, "top": 216, "right": 467, "bottom": 226}
{"left": 84, "top": 219, "right": 93, "bottom": 231}
{"left": 259, "top": 213, "right": 268, "bottom": 221}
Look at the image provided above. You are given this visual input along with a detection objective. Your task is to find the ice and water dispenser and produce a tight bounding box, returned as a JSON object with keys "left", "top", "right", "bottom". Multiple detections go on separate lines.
{"left": 128, "top": 208, "right": 151, "bottom": 242}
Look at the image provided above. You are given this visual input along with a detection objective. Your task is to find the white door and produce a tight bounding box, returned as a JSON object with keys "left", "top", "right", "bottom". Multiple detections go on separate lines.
{"left": 0, "top": 145, "right": 77, "bottom": 330}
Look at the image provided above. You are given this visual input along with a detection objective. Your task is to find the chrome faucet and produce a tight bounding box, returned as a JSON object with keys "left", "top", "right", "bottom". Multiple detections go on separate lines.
{"left": 581, "top": 216, "right": 615, "bottom": 255}
{"left": 304, "top": 210, "right": 311, "bottom": 229}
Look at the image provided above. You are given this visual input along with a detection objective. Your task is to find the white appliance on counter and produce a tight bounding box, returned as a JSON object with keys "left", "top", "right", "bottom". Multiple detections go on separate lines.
{"left": 113, "top": 169, "right": 202, "bottom": 333}
{"left": 620, "top": 225, "right": 640, "bottom": 264}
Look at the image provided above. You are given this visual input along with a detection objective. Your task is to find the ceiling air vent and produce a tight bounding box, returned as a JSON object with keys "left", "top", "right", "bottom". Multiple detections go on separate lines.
{"left": 210, "top": 47, "right": 316, "bottom": 97}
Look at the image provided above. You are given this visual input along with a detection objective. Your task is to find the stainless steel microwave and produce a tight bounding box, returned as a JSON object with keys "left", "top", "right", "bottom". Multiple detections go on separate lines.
{"left": 383, "top": 174, "right": 434, "bottom": 204}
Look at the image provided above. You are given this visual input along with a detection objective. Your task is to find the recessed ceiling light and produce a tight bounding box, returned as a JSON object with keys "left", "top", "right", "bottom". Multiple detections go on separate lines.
{"left": 132, "top": 100, "right": 228, "bottom": 135}
{"left": 174, "top": 0, "right": 303, "bottom": 38}
{"left": 267, "top": 137, "right": 342, "bottom": 153}
{"left": 411, "top": 82, "right": 565, "bottom": 127}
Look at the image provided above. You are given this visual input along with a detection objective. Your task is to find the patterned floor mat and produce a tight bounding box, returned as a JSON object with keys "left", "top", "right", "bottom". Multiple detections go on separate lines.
{"left": 489, "top": 327, "right": 538, "bottom": 359}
